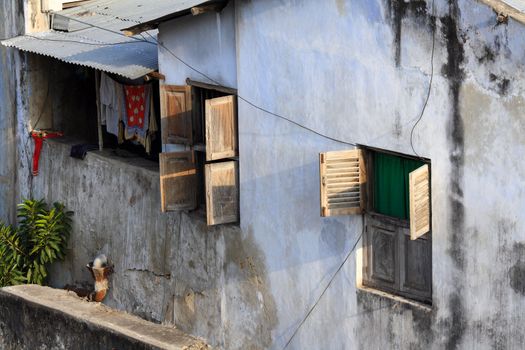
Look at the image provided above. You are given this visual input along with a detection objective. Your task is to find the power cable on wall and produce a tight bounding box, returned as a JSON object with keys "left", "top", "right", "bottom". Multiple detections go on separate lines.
{"left": 3, "top": 0, "right": 439, "bottom": 152}
{"left": 143, "top": 31, "right": 357, "bottom": 147}
{"left": 0, "top": 12, "right": 439, "bottom": 345}
{"left": 21, "top": 34, "right": 151, "bottom": 46}
{"left": 409, "top": 0, "right": 436, "bottom": 159}
{"left": 282, "top": 216, "right": 364, "bottom": 350}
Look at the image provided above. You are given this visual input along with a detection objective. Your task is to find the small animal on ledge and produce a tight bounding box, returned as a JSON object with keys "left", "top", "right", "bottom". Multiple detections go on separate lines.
{"left": 86, "top": 254, "right": 114, "bottom": 302}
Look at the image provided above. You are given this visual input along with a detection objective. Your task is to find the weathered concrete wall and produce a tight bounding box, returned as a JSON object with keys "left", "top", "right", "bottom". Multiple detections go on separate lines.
{"left": 158, "top": 1, "right": 237, "bottom": 89}
{"left": 11, "top": 0, "right": 525, "bottom": 349}
{"left": 34, "top": 140, "right": 277, "bottom": 349}
{"left": 0, "top": 285, "right": 209, "bottom": 350}
{"left": 25, "top": 0, "right": 52, "bottom": 34}
{"left": 157, "top": 0, "right": 525, "bottom": 349}
{"left": 0, "top": 2, "right": 24, "bottom": 223}
{"left": 0, "top": 1, "right": 91, "bottom": 223}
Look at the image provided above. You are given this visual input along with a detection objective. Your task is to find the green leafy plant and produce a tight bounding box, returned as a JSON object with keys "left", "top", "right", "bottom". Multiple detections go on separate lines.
{"left": 0, "top": 199, "right": 72, "bottom": 287}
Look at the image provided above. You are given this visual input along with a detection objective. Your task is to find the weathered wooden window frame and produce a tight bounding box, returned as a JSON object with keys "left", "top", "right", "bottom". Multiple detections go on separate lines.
{"left": 159, "top": 81, "right": 240, "bottom": 226}
{"left": 361, "top": 149, "right": 432, "bottom": 304}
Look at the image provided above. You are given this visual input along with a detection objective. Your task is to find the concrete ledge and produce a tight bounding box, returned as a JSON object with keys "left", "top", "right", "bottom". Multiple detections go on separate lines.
{"left": 0, "top": 285, "right": 209, "bottom": 350}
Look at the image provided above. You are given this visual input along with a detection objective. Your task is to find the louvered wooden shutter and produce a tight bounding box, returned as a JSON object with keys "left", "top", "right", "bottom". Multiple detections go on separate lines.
{"left": 205, "top": 95, "right": 238, "bottom": 161}
{"left": 319, "top": 149, "right": 366, "bottom": 217}
{"left": 409, "top": 164, "right": 430, "bottom": 240}
{"left": 205, "top": 161, "right": 239, "bottom": 225}
{"left": 160, "top": 85, "right": 193, "bottom": 145}
{"left": 160, "top": 152, "right": 197, "bottom": 212}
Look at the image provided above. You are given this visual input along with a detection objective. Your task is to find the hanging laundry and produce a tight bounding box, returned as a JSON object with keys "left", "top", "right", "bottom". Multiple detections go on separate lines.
{"left": 99, "top": 73, "right": 125, "bottom": 137}
{"left": 144, "top": 92, "right": 158, "bottom": 154}
{"left": 123, "top": 84, "right": 151, "bottom": 143}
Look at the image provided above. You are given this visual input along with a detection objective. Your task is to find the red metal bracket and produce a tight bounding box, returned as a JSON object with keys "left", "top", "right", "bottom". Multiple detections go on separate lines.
{"left": 31, "top": 130, "right": 63, "bottom": 176}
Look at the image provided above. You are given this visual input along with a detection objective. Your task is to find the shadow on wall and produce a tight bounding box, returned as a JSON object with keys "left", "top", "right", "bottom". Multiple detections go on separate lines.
{"left": 239, "top": 139, "right": 363, "bottom": 272}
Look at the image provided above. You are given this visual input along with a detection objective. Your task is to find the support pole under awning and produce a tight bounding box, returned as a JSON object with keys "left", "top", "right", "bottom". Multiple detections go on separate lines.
{"left": 95, "top": 71, "right": 103, "bottom": 151}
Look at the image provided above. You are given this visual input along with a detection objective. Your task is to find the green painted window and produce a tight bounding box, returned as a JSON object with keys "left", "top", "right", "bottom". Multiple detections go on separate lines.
{"left": 373, "top": 152, "right": 425, "bottom": 220}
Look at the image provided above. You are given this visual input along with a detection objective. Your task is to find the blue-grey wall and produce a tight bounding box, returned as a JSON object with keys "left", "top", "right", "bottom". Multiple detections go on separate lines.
{"left": 7, "top": 0, "right": 525, "bottom": 349}
{"left": 157, "top": 0, "right": 525, "bottom": 349}
{"left": 0, "top": 2, "right": 24, "bottom": 223}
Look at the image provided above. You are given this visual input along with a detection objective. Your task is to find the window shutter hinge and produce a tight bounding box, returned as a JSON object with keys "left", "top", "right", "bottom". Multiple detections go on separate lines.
{"left": 321, "top": 207, "right": 327, "bottom": 217}
{"left": 320, "top": 153, "right": 325, "bottom": 163}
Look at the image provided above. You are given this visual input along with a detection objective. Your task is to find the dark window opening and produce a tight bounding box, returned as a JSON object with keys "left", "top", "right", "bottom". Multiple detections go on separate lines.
{"left": 100, "top": 73, "right": 162, "bottom": 162}
{"left": 363, "top": 148, "right": 432, "bottom": 305}
{"left": 191, "top": 86, "right": 230, "bottom": 207}
{"left": 373, "top": 152, "right": 425, "bottom": 220}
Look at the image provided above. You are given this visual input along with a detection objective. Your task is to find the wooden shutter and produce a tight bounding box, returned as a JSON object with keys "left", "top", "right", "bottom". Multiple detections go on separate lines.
{"left": 319, "top": 149, "right": 366, "bottom": 217}
{"left": 205, "top": 161, "right": 239, "bottom": 225}
{"left": 205, "top": 95, "right": 238, "bottom": 161}
{"left": 159, "top": 152, "right": 197, "bottom": 212}
{"left": 160, "top": 85, "right": 193, "bottom": 145}
{"left": 409, "top": 164, "right": 430, "bottom": 240}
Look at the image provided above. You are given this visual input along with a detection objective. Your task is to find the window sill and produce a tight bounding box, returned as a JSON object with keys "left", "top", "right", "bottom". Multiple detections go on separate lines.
{"left": 356, "top": 285, "right": 432, "bottom": 312}
{"left": 47, "top": 138, "right": 159, "bottom": 175}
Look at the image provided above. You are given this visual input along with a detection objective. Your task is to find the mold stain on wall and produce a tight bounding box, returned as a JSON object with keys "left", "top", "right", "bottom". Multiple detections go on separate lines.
{"left": 509, "top": 242, "right": 525, "bottom": 296}
{"left": 223, "top": 228, "right": 278, "bottom": 350}
{"left": 387, "top": 0, "right": 431, "bottom": 67}
{"left": 442, "top": 1, "right": 467, "bottom": 348}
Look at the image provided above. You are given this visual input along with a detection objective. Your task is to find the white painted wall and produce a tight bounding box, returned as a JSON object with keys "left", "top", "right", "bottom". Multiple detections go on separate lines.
{"left": 4, "top": 0, "right": 525, "bottom": 349}
{"left": 0, "top": 2, "right": 24, "bottom": 223}
{"left": 157, "top": 0, "right": 525, "bottom": 349}
{"left": 158, "top": 1, "right": 237, "bottom": 88}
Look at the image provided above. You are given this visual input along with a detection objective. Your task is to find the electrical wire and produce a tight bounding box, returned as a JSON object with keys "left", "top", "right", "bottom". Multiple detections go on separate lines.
{"left": 282, "top": 218, "right": 364, "bottom": 350}
{"left": 144, "top": 32, "right": 357, "bottom": 147}
{"left": 21, "top": 34, "right": 152, "bottom": 46}
{"left": 0, "top": 10, "right": 434, "bottom": 346}
{"left": 7, "top": 11, "right": 358, "bottom": 147}
{"left": 409, "top": 0, "right": 436, "bottom": 159}
{"left": 52, "top": 13, "right": 147, "bottom": 43}
{"left": 4, "top": 5, "right": 439, "bottom": 150}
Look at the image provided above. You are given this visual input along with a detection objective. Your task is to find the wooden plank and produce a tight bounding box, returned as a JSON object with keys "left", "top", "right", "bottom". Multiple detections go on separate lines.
{"left": 400, "top": 232, "right": 432, "bottom": 301}
{"left": 205, "top": 161, "right": 239, "bottom": 226}
{"left": 186, "top": 78, "right": 237, "bottom": 95}
{"left": 191, "top": 3, "right": 228, "bottom": 16}
{"left": 359, "top": 148, "right": 368, "bottom": 212}
{"left": 205, "top": 95, "right": 238, "bottom": 161}
{"left": 160, "top": 85, "right": 193, "bottom": 146}
{"left": 320, "top": 149, "right": 365, "bottom": 217}
{"left": 62, "top": 0, "right": 92, "bottom": 9}
{"left": 146, "top": 72, "right": 166, "bottom": 81}
{"left": 160, "top": 152, "right": 197, "bottom": 212}
{"left": 409, "top": 164, "right": 430, "bottom": 240}
{"left": 95, "top": 71, "right": 103, "bottom": 151}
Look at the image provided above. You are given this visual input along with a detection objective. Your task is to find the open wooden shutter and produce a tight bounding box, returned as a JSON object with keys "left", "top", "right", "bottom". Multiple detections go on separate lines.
{"left": 205, "top": 161, "right": 239, "bottom": 225}
{"left": 160, "top": 85, "right": 193, "bottom": 145}
{"left": 319, "top": 149, "right": 366, "bottom": 217}
{"left": 205, "top": 95, "right": 238, "bottom": 161}
{"left": 160, "top": 152, "right": 197, "bottom": 212}
{"left": 409, "top": 164, "right": 430, "bottom": 240}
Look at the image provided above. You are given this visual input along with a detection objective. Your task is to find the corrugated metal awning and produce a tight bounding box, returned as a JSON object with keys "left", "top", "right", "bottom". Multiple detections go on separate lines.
{"left": 119, "top": 0, "right": 228, "bottom": 36}
{"left": 0, "top": 0, "right": 166, "bottom": 79}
